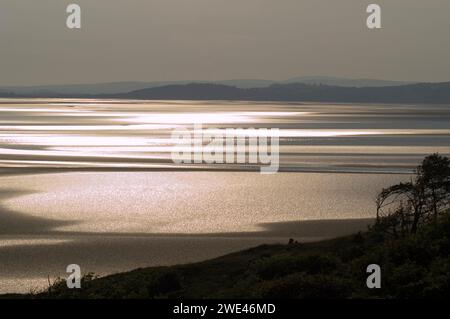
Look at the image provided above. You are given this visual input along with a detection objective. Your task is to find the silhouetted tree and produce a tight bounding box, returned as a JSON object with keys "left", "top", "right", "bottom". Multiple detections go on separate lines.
{"left": 376, "top": 153, "right": 450, "bottom": 236}
{"left": 417, "top": 154, "right": 450, "bottom": 222}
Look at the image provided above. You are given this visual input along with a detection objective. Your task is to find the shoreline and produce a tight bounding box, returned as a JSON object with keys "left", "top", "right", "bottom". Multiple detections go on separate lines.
{"left": 0, "top": 166, "right": 414, "bottom": 177}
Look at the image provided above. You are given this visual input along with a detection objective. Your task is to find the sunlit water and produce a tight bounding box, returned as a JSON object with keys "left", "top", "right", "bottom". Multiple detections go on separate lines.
{"left": 1, "top": 99, "right": 449, "bottom": 293}
{"left": 1, "top": 171, "right": 406, "bottom": 234}
{"left": 2, "top": 99, "right": 450, "bottom": 172}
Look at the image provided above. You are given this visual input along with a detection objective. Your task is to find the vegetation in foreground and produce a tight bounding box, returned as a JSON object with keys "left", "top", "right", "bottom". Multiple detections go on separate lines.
{"left": 6, "top": 154, "right": 450, "bottom": 299}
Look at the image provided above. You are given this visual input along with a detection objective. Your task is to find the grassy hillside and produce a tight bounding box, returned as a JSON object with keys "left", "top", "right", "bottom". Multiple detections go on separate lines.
{"left": 11, "top": 214, "right": 447, "bottom": 299}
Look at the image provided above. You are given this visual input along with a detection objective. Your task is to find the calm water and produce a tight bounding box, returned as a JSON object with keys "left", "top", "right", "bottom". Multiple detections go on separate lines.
{"left": 1, "top": 99, "right": 449, "bottom": 293}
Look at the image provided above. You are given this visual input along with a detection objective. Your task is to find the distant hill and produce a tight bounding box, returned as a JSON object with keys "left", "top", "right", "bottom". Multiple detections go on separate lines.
{"left": 2, "top": 81, "right": 450, "bottom": 104}
{"left": 283, "top": 76, "right": 414, "bottom": 88}
{"left": 112, "top": 83, "right": 245, "bottom": 100}
{"left": 0, "top": 82, "right": 176, "bottom": 96}
{"left": 0, "top": 80, "right": 274, "bottom": 96}
{"left": 0, "top": 77, "right": 416, "bottom": 96}
{"left": 110, "top": 82, "right": 450, "bottom": 104}
{"left": 0, "top": 91, "right": 17, "bottom": 98}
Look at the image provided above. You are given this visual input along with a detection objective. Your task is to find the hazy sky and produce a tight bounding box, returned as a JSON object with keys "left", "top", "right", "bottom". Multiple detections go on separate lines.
{"left": 0, "top": 0, "right": 449, "bottom": 86}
